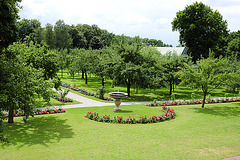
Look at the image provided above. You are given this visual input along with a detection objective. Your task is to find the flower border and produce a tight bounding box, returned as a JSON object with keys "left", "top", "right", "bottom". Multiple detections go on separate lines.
{"left": 85, "top": 107, "right": 176, "bottom": 124}
{"left": 146, "top": 97, "right": 240, "bottom": 107}
{"left": 3, "top": 107, "right": 66, "bottom": 117}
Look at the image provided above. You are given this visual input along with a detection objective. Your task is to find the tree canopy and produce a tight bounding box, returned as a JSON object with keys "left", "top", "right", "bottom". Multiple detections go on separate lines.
{"left": 0, "top": 0, "right": 22, "bottom": 50}
{"left": 178, "top": 53, "right": 239, "bottom": 108}
{"left": 172, "top": 2, "right": 228, "bottom": 62}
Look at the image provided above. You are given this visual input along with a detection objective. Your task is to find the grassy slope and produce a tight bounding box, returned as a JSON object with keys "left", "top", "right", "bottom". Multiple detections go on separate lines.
{"left": 1, "top": 102, "right": 240, "bottom": 160}
{"left": 59, "top": 73, "right": 240, "bottom": 102}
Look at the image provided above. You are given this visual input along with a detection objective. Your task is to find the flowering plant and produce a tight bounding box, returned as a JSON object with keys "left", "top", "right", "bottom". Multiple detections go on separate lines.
{"left": 147, "top": 96, "right": 240, "bottom": 107}
{"left": 54, "top": 94, "right": 73, "bottom": 103}
{"left": 85, "top": 107, "right": 176, "bottom": 124}
{"left": 58, "top": 87, "right": 70, "bottom": 99}
{"left": 3, "top": 106, "right": 66, "bottom": 117}
{"left": 96, "top": 86, "right": 106, "bottom": 100}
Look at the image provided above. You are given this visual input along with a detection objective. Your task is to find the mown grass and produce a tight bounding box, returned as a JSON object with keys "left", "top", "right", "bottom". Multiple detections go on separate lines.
{"left": 1, "top": 102, "right": 240, "bottom": 159}
{"left": 33, "top": 95, "right": 81, "bottom": 108}
{"left": 58, "top": 73, "right": 240, "bottom": 102}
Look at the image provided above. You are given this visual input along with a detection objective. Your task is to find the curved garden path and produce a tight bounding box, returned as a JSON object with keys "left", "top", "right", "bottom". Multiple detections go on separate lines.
{"left": 59, "top": 91, "right": 148, "bottom": 109}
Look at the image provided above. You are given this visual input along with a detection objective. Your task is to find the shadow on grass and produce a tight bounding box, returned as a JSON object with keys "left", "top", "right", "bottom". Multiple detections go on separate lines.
{"left": 192, "top": 104, "right": 240, "bottom": 117}
{"left": 115, "top": 110, "right": 133, "bottom": 113}
{"left": 2, "top": 115, "right": 74, "bottom": 148}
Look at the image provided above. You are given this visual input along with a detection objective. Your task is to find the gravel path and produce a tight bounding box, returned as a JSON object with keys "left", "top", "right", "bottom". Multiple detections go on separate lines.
{"left": 57, "top": 91, "right": 148, "bottom": 109}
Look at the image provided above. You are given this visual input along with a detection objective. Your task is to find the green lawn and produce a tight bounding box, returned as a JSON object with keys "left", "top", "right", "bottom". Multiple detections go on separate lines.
{"left": 59, "top": 73, "right": 240, "bottom": 102}
{"left": 33, "top": 96, "right": 81, "bottom": 108}
{"left": 1, "top": 102, "right": 240, "bottom": 159}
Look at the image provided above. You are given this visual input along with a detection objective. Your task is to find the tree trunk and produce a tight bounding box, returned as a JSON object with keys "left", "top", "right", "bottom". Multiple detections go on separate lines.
{"left": 85, "top": 70, "right": 88, "bottom": 85}
{"left": 82, "top": 69, "right": 84, "bottom": 79}
{"left": 101, "top": 76, "right": 104, "bottom": 86}
{"left": 8, "top": 106, "right": 14, "bottom": 123}
{"left": 169, "top": 81, "right": 172, "bottom": 95}
{"left": 173, "top": 80, "right": 175, "bottom": 92}
{"left": 127, "top": 84, "right": 131, "bottom": 97}
{"left": 202, "top": 93, "right": 207, "bottom": 108}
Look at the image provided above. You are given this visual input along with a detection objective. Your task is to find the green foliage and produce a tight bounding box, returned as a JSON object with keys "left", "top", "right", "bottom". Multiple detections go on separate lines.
{"left": 90, "top": 47, "right": 116, "bottom": 86}
{"left": 90, "top": 36, "right": 103, "bottom": 49}
{"left": 159, "top": 51, "right": 192, "bottom": 95}
{"left": 0, "top": 111, "right": 8, "bottom": 143}
{"left": 17, "top": 18, "right": 41, "bottom": 41}
{"left": 142, "top": 38, "right": 172, "bottom": 47}
{"left": 227, "top": 38, "right": 240, "bottom": 60}
{"left": 9, "top": 42, "right": 59, "bottom": 80}
{"left": 0, "top": 0, "right": 22, "bottom": 50}
{"left": 0, "top": 42, "right": 57, "bottom": 123}
{"left": 178, "top": 55, "right": 240, "bottom": 108}
{"left": 44, "top": 23, "right": 55, "bottom": 49}
{"left": 68, "top": 27, "right": 87, "bottom": 49}
{"left": 172, "top": 2, "right": 228, "bottom": 62}
{"left": 58, "top": 88, "right": 70, "bottom": 99}
{"left": 112, "top": 40, "right": 144, "bottom": 96}
{"left": 97, "top": 86, "right": 106, "bottom": 100}
{"left": 54, "top": 20, "right": 72, "bottom": 49}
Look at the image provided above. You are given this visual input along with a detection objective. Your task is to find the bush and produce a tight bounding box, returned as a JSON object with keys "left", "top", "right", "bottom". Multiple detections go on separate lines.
{"left": 96, "top": 86, "right": 106, "bottom": 100}
{"left": 61, "top": 82, "right": 71, "bottom": 88}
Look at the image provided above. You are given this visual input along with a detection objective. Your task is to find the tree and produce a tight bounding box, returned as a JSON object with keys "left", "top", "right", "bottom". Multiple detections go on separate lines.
{"left": 31, "top": 26, "right": 44, "bottom": 44}
{"left": 44, "top": 23, "right": 55, "bottom": 49}
{"left": 89, "top": 36, "right": 102, "bottom": 49}
{"left": 100, "top": 30, "right": 115, "bottom": 47}
{"left": 1, "top": 43, "right": 55, "bottom": 123}
{"left": 56, "top": 49, "right": 68, "bottom": 78}
{"left": 0, "top": 0, "right": 22, "bottom": 142}
{"left": 73, "top": 49, "right": 96, "bottom": 84}
{"left": 139, "top": 46, "right": 165, "bottom": 90}
{"left": 54, "top": 20, "right": 72, "bottom": 49}
{"left": 17, "top": 19, "right": 41, "bottom": 41}
{"left": 172, "top": 2, "right": 228, "bottom": 62}
{"left": 160, "top": 51, "right": 192, "bottom": 95}
{"left": 90, "top": 48, "right": 114, "bottom": 86}
{"left": 178, "top": 53, "right": 239, "bottom": 108}
{"left": 112, "top": 38, "right": 148, "bottom": 96}
{"left": 9, "top": 41, "right": 59, "bottom": 80}
{"left": 227, "top": 38, "right": 240, "bottom": 60}
{"left": 0, "top": 0, "right": 22, "bottom": 50}
{"left": 69, "top": 27, "right": 87, "bottom": 49}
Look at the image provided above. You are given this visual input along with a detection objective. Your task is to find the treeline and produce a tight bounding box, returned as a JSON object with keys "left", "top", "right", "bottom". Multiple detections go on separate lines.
{"left": 55, "top": 38, "right": 191, "bottom": 97}
{"left": 17, "top": 19, "right": 172, "bottom": 50}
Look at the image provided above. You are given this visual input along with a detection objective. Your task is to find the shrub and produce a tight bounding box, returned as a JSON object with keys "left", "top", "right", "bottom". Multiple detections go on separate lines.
{"left": 96, "top": 86, "right": 106, "bottom": 100}
{"left": 61, "top": 82, "right": 71, "bottom": 88}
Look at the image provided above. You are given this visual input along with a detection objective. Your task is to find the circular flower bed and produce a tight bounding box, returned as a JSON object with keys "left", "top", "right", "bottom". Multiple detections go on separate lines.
{"left": 85, "top": 106, "right": 176, "bottom": 124}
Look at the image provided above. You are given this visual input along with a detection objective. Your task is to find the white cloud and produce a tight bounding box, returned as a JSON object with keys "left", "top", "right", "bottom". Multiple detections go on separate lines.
{"left": 19, "top": 0, "right": 240, "bottom": 46}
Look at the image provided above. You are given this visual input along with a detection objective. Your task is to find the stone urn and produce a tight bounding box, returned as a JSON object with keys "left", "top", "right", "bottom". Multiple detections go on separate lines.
{"left": 109, "top": 92, "right": 128, "bottom": 111}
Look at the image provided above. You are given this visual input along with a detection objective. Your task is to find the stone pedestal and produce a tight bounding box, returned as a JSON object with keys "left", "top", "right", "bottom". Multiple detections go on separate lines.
{"left": 114, "top": 98, "right": 122, "bottom": 111}
{"left": 109, "top": 92, "right": 128, "bottom": 112}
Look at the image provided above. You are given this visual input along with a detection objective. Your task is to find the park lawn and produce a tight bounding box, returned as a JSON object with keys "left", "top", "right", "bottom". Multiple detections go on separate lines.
{"left": 33, "top": 96, "right": 81, "bottom": 108}
{"left": 1, "top": 102, "right": 240, "bottom": 160}
{"left": 58, "top": 73, "right": 240, "bottom": 102}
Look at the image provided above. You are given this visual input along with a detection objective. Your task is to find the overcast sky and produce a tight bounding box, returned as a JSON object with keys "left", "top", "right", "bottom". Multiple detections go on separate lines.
{"left": 19, "top": 0, "right": 240, "bottom": 46}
